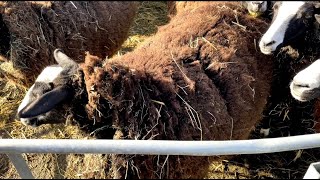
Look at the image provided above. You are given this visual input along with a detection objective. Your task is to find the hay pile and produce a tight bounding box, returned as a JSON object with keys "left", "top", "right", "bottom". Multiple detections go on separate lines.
{"left": 0, "top": 1, "right": 138, "bottom": 87}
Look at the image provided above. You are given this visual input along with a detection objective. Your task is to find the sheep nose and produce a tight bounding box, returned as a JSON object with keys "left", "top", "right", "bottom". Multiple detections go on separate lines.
{"left": 292, "top": 81, "right": 310, "bottom": 89}
{"left": 20, "top": 118, "right": 39, "bottom": 127}
{"left": 251, "top": 2, "right": 263, "bottom": 8}
{"left": 259, "top": 39, "right": 277, "bottom": 55}
{"left": 253, "top": 2, "right": 262, "bottom": 8}
{"left": 261, "top": 40, "right": 276, "bottom": 47}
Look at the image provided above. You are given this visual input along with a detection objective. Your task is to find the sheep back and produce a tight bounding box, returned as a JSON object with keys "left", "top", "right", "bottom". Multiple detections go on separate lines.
{"left": 0, "top": 1, "right": 138, "bottom": 87}
{"left": 72, "top": 2, "right": 273, "bottom": 179}
{"left": 167, "top": 1, "right": 241, "bottom": 18}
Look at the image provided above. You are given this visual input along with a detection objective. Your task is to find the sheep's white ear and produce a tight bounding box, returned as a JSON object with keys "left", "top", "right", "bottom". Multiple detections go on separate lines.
{"left": 18, "top": 86, "right": 71, "bottom": 118}
{"left": 53, "top": 49, "right": 78, "bottom": 67}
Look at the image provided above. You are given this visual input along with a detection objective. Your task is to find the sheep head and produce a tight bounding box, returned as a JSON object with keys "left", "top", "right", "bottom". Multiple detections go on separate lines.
{"left": 244, "top": 1, "right": 269, "bottom": 18}
{"left": 290, "top": 59, "right": 320, "bottom": 102}
{"left": 259, "top": 1, "right": 320, "bottom": 55}
{"left": 16, "top": 49, "right": 80, "bottom": 127}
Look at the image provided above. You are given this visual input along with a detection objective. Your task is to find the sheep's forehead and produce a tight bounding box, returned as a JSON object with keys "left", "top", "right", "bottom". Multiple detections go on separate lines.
{"left": 275, "top": 1, "right": 306, "bottom": 19}
{"left": 35, "top": 66, "right": 63, "bottom": 83}
{"left": 18, "top": 66, "right": 63, "bottom": 113}
{"left": 262, "top": 1, "right": 306, "bottom": 42}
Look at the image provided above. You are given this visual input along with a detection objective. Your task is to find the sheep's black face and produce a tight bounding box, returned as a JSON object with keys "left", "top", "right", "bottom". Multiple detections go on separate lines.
{"left": 17, "top": 81, "right": 54, "bottom": 127}
{"left": 259, "top": 1, "right": 317, "bottom": 55}
{"left": 17, "top": 109, "right": 66, "bottom": 127}
{"left": 17, "top": 49, "right": 78, "bottom": 127}
{"left": 282, "top": 3, "right": 314, "bottom": 46}
{"left": 17, "top": 80, "right": 69, "bottom": 127}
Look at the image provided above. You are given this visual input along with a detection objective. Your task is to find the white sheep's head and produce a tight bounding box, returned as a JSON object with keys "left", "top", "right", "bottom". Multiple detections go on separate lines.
{"left": 244, "top": 1, "right": 269, "bottom": 17}
{"left": 290, "top": 59, "right": 320, "bottom": 102}
{"left": 17, "top": 49, "right": 79, "bottom": 127}
{"left": 259, "top": 1, "right": 320, "bottom": 55}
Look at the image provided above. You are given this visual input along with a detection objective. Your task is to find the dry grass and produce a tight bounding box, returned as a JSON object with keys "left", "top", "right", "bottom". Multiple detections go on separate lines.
{"left": 115, "top": 1, "right": 168, "bottom": 56}
{"left": 0, "top": 1, "right": 319, "bottom": 179}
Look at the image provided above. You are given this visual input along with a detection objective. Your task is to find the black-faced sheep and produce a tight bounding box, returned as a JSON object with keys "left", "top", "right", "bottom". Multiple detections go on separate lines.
{"left": 17, "top": 2, "right": 274, "bottom": 179}
{"left": 0, "top": 1, "right": 138, "bottom": 87}
{"left": 258, "top": 1, "right": 320, "bottom": 135}
{"left": 259, "top": 1, "right": 320, "bottom": 55}
{"left": 290, "top": 59, "right": 320, "bottom": 132}
{"left": 290, "top": 59, "right": 320, "bottom": 102}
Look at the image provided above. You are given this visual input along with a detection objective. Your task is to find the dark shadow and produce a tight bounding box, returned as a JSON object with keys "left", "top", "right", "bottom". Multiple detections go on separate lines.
{"left": 0, "top": 13, "right": 10, "bottom": 58}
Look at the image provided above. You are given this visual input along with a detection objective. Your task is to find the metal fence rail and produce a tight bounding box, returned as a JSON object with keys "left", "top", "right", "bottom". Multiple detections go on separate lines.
{"left": 3, "top": 133, "right": 320, "bottom": 179}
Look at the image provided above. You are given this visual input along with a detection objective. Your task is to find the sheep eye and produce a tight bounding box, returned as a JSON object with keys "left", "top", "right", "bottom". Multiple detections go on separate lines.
{"left": 305, "top": 14, "right": 312, "bottom": 19}
{"left": 304, "top": 9, "right": 314, "bottom": 18}
{"left": 49, "top": 82, "right": 55, "bottom": 89}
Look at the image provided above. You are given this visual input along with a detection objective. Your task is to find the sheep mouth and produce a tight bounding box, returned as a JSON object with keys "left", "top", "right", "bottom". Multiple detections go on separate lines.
{"left": 259, "top": 47, "right": 275, "bottom": 55}
{"left": 248, "top": 11, "right": 263, "bottom": 18}
{"left": 20, "top": 118, "right": 40, "bottom": 127}
{"left": 259, "top": 42, "right": 282, "bottom": 55}
{"left": 291, "top": 88, "right": 320, "bottom": 102}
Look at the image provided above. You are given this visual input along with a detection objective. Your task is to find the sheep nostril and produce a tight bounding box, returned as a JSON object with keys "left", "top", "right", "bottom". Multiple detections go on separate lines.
{"left": 265, "top": 40, "right": 276, "bottom": 47}
{"left": 257, "top": 4, "right": 262, "bottom": 9}
{"left": 294, "top": 83, "right": 310, "bottom": 88}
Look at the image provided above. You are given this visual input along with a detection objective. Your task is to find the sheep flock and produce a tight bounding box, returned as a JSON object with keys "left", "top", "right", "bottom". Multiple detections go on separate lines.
{"left": 1, "top": 1, "right": 320, "bottom": 179}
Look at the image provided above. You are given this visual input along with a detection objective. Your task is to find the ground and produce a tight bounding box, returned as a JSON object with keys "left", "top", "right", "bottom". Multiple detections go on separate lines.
{"left": 0, "top": 1, "right": 319, "bottom": 179}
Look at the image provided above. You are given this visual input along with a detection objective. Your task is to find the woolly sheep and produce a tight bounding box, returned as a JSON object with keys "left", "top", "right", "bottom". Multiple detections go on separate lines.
{"left": 0, "top": 1, "right": 138, "bottom": 87}
{"left": 167, "top": 1, "right": 272, "bottom": 18}
{"left": 17, "top": 2, "right": 273, "bottom": 179}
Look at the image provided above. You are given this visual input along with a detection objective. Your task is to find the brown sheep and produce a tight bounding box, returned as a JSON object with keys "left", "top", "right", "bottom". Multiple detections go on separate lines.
{"left": 0, "top": 1, "right": 138, "bottom": 87}
{"left": 167, "top": 1, "right": 273, "bottom": 19}
{"left": 17, "top": 2, "right": 274, "bottom": 179}
{"left": 167, "top": 1, "right": 215, "bottom": 18}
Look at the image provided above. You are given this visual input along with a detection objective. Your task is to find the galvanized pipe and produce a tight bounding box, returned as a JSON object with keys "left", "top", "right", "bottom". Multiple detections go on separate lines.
{"left": 2, "top": 133, "right": 320, "bottom": 155}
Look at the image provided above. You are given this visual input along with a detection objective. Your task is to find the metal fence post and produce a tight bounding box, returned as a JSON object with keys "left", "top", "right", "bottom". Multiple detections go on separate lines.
{"left": 7, "top": 153, "right": 34, "bottom": 179}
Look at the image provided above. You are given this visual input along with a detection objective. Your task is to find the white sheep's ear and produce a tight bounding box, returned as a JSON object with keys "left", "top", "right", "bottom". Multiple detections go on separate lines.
{"left": 18, "top": 86, "right": 71, "bottom": 118}
{"left": 53, "top": 48, "right": 78, "bottom": 67}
